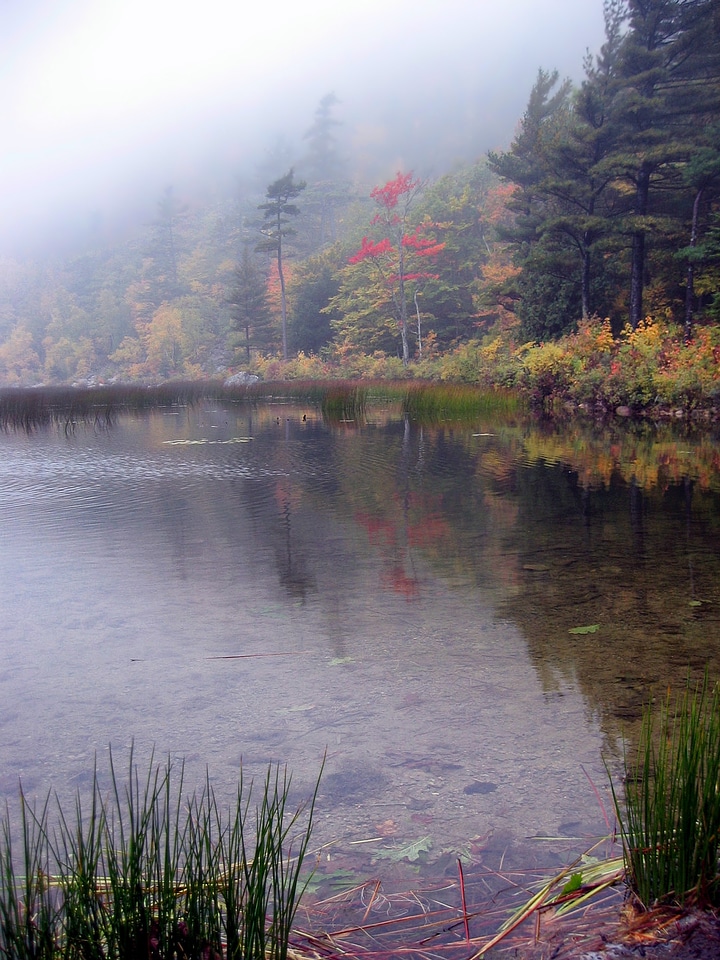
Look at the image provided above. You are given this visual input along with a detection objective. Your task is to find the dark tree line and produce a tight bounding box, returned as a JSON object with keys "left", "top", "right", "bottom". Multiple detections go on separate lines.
{"left": 489, "top": 0, "right": 720, "bottom": 341}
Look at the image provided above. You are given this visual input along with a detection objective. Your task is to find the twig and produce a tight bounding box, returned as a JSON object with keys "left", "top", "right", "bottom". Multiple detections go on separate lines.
{"left": 457, "top": 859, "right": 470, "bottom": 943}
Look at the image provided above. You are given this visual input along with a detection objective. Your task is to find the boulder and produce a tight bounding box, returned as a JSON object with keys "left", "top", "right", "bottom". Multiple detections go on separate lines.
{"left": 224, "top": 371, "right": 259, "bottom": 386}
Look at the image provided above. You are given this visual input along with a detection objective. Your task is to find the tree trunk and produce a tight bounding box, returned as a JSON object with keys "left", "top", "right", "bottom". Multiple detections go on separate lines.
{"left": 684, "top": 188, "right": 702, "bottom": 344}
{"left": 581, "top": 245, "right": 591, "bottom": 321}
{"left": 414, "top": 290, "right": 422, "bottom": 358}
{"left": 397, "top": 245, "right": 410, "bottom": 367}
{"left": 629, "top": 165, "right": 651, "bottom": 330}
{"left": 277, "top": 237, "right": 288, "bottom": 361}
{"left": 398, "top": 283, "right": 410, "bottom": 366}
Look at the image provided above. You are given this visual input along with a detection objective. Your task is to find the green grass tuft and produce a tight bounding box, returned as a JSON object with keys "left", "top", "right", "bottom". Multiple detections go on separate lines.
{"left": 401, "top": 383, "right": 521, "bottom": 422}
{"left": 609, "top": 675, "right": 720, "bottom": 909}
{"left": 0, "top": 748, "right": 322, "bottom": 959}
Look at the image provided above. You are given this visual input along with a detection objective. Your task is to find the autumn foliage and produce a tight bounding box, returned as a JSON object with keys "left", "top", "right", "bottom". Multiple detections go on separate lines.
{"left": 344, "top": 172, "right": 445, "bottom": 365}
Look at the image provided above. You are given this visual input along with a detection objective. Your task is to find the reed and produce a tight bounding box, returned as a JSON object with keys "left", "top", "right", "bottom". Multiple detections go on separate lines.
{"left": 0, "top": 749, "right": 321, "bottom": 959}
{"left": 0, "top": 382, "right": 225, "bottom": 431}
{"left": 0, "top": 792, "right": 56, "bottom": 960}
{"left": 609, "top": 676, "right": 720, "bottom": 908}
{"left": 0, "top": 380, "right": 525, "bottom": 432}
{"left": 319, "top": 385, "right": 368, "bottom": 424}
{"left": 401, "top": 384, "right": 521, "bottom": 421}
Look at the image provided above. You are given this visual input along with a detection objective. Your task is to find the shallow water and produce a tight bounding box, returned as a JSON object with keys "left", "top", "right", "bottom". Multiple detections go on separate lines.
{"left": 1, "top": 401, "right": 720, "bottom": 886}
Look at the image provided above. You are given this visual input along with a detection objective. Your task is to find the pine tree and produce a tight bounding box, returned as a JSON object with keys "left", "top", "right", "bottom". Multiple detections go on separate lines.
{"left": 488, "top": 70, "right": 577, "bottom": 338}
{"left": 301, "top": 93, "right": 347, "bottom": 249}
{"left": 228, "top": 245, "right": 272, "bottom": 362}
{"left": 287, "top": 247, "right": 341, "bottom": 354}
{"left": 257, "top": 170, "right": 306, "bottom": 360}
{"left": 607, "top": 0, "right": 720, "bottom": 327}
{"left": 147, "top": 186, "right": 188, "bottom": 306}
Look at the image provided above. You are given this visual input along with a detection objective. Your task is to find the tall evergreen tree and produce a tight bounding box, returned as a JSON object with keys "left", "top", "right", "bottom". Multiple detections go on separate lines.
{"left": 287, "top": 247, "right": 341, "bottom": 354}
{"left": 148, "top": 186, "right": 188, "bottom": 306}
{"left": 488, "top": 0, "right": 720, "bottom": 338}
{"left": 488, "top": 69, "right": 577, "bottom": 338}
{"left": 228, "top": 245, "right": 272, "bottom": 362}
{"left": 301, "top": 93, "right": 347, "bottom": 249}
{"left": 608, "top": 0, "right": 720, "bottom": 327}
{"left": 541, "top": 0, "right": 626, "bottom": 322}
{"left": 257, "top": 170, "right": 306, "bottom": 360}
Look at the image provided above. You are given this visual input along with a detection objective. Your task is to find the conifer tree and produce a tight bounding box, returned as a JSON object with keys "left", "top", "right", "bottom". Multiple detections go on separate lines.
{"left": 148, "top": 186, "right": 188, "bottom": 306}
{"left": 257, "top": 170, "right": 306, "bottom": 360}
{"left": 301, "top": 93, "right": 347, "bottom": 249}
{"left": 228, "top": 245, "right": 272, "bottom": 362}
{"left": 607, "top": 0, "right": 720, "bottom": 327}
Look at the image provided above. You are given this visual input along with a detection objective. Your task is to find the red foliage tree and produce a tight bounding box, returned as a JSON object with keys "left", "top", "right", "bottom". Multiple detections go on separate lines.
{"left": 349, "top": 172, "right": 444, "bottom": 365}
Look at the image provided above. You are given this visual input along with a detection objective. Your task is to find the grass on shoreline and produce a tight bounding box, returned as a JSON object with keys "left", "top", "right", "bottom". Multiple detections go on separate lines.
{"left": 0, "top": 748, "right": 321, "bottom": 960}
{"left": 3, "top": 713, "right": 719, "bottom": 960}
{"left": 0, "top": 380, "right": 522, "bottom": 432}
{"left": 610, "top": 676, "right": 720, "bottom": 910}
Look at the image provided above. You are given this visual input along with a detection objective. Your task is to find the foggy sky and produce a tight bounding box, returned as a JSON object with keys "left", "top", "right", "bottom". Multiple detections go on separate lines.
{"left": 0, "top": 0, "right": 606, "bottom": 256}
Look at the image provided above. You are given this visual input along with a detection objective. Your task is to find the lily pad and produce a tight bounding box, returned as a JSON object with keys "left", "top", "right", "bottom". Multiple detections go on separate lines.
{"left": 568, "top": 624, "right": 600, "bottom": 635}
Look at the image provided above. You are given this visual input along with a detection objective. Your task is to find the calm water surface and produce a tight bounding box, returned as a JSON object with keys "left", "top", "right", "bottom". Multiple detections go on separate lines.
{"left": 2, "top": 400, "right": 720, "bottom": 885}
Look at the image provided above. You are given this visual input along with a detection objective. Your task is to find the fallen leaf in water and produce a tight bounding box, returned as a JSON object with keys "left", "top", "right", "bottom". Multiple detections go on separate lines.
{"left": 375, "top": 819, "right": 398, "bottom": 837}
{"left": 410, "top": 813, "right": 434, "bottom": 825}
{"left": 373, "top": 836, "right": 432, "bottom": 863}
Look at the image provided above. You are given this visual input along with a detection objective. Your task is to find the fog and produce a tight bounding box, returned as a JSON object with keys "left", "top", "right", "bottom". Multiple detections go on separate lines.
{"left": 0, "top": 0, "right": 605, "bottom": 256}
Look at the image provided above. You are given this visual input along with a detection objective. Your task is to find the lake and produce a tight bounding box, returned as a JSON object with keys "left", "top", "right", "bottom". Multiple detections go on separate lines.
{"left": 2, "top": 398, "right": 720, "bottom": 891}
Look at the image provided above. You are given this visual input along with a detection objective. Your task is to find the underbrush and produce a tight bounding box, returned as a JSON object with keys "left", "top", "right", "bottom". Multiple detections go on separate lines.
{"left": 4, "top": 316, "right": 720, "bottom": 423}
{"left": 243, "top": 317, "right": 720, "bottom": 415}
{"left": 510, "top": 318, "right": 720, "bottom": 413}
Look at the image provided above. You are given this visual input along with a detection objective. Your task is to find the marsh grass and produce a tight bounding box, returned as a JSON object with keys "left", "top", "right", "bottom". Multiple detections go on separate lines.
{"left": 0, "top": 749, "right": 321, "bottom": 959}
{"left": 400, "top": 384, "right": 521, "bottom": 422}
{"left": 0, "top": 382, "right": 227, "bottom": 432}
{"left": 0, "top": 792, "right": 57, "bottom": 960}
{"left": 0, "top": 380, "right": 524, "bottom": 433}
{"left": 319, "top": 386, "right": 368, "bottom": 424}
{"left": 609, "top": 676, "right": 720, "bottom": 909}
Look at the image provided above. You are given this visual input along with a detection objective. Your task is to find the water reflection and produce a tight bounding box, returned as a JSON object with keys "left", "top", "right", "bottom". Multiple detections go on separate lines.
{"left": 1, "top": 402, "right": 720, "bottom": 883}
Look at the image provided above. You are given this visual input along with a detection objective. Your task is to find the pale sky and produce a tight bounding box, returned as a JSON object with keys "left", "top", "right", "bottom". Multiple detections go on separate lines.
{"left": 0, "top": 0, "right": 606, "bottom": 253}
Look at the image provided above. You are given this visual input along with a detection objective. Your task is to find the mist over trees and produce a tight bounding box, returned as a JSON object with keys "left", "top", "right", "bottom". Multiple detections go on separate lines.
{"left": 0, "top": 0, "right": 718, "bottom": 386}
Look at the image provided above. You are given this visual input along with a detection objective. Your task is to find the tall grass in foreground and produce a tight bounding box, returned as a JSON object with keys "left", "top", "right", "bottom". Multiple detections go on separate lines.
{"left": 609, "top": 677, "right": 720, "bottom": 909}
{"left": 0, "top": 749, "right": 322, "bottom": 959}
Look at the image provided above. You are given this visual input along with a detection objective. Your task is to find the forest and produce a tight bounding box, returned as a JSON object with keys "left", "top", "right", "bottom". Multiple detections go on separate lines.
{"left": 0, "top": 0, "right": 718, "bottom": 400}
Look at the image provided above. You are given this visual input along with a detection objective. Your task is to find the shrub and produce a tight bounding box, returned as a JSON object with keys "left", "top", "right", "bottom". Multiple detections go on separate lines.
{"left": 517, "top": 340, "right": 575, "bottom": 405}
